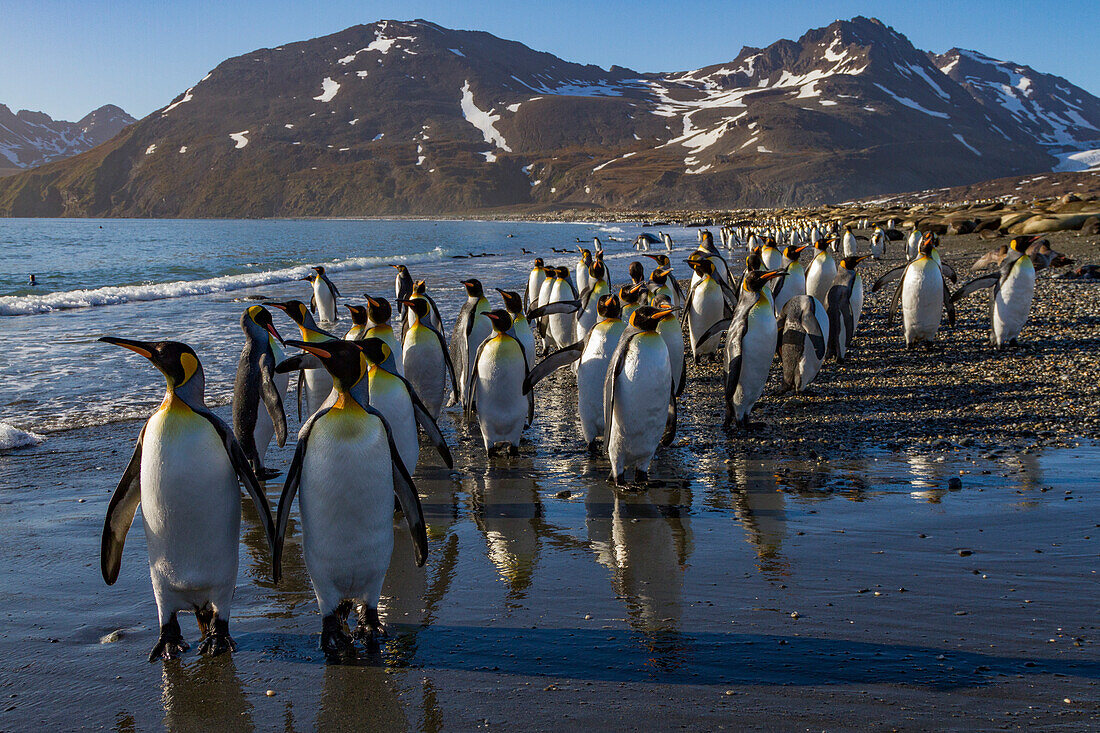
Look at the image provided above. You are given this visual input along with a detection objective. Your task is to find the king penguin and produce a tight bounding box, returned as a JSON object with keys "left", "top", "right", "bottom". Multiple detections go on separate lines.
{"left": 403, "top": 279, "right": 445, "bottom": 336}
{"left": 823, "top": 256, "right": 871, "bottom": 362}
{"left": 400, "top": 298, "right": 458, "bottom": 418}
{"left": 274, "top": 338, "right": 427, "bottom": 661}
{"left": 391, "top": 264, "right": 414, "bottom": 325}
{"left": 604, "top": 305, "right": 677, "bottom": 485}
{"left": 772, "top": 244, "right": 809, "bottom": 316}
{"left": 776, "top": 295, "right": 829, "bottom": 394}
{"left": 683, "top": 256, "right": 735, "bottom": 361}
{"left": 713, "top": 270, "right": 784, "bottom": 427}
{"left": 269, "top": 300, "right": 338, "bottom": 420}
{"left": 344, "top": 305, "right": 370, "bottom": 341}
{"left": 575, "top": 260, "right": 611, "bottom": 343}
{"left": 450, "top": 279, "right": 493, "bottom": 406}
{"left": 805, "top": 237, "right": 837, "bottom": 304}
{"left": 875, "top": 235, "right": 955, "bottom": 347}
{"left": 302, "top": 266, "right": 340, "bottom": 324}
{"left": 99, "top": 337, "right": 277, "bottom": 661}
{"left": 232, "top": 305, "right": 288, "bottom": 480}
{"left": 525, "top": 258, "right": 549, "bottom": 311}
{"left": 952, "top": 236, "right": 1036, "bottom": 347}
{"left": 465, "top": 310, "right": 532, "bottom": 455}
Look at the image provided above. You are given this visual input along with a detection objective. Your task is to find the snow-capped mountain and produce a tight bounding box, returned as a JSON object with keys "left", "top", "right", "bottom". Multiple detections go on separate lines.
{"left": 0, "top": 17, "right": 1095, "bottom": 216}
{"left": 0, "top": 104, "right": 135, "bottom": 175}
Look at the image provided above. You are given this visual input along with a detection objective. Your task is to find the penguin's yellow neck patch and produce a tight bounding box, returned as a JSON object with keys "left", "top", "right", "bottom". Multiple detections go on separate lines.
{"left": 157, "top": 391, "right": 191, "bottom": 415}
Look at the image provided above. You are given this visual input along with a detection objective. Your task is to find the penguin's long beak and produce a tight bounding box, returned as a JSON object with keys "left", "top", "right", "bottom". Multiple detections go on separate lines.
{"left": 98, "top": 336, "right": 155, "bottom": 359}
{"left": 398, "top": 299, "right": 418, "bottom": 308}
{"left": 760, "top": 270, "right": 786, "bottom": 282}
{"left": 366, "top": 296, "right": 381, "bottom": 308}
{"left": 285, "top": 340, "right": 333, "bottom": 360}
{"left": 794, "top": 245, "right": 809, "bottom": 255}
{"left": 262, "top": 321, "right": 284, "bottom": 346}
{"left": 390, "top": 264, "right": 402, "bottom": 270}
{"left": 298, "top": 275, "right": 312, "bottom": 282}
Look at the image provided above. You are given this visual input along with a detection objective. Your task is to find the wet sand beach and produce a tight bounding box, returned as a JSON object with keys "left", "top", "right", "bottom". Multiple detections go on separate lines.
{"left": 0, "top": 222, "right": 1098, "bottom": 730}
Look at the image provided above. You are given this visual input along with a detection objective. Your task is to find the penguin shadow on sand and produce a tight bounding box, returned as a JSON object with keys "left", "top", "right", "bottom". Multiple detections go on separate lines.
{"left": 158, "top": 656, "right": 252, "bottom": 732}
{"left": 313, "top": 661, "right": 408, "bottom": 732}
{"left": 584, "top": 481, "right": 693, "bottom": 672}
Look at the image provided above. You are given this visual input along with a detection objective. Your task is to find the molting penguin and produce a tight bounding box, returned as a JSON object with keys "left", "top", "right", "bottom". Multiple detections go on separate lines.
{"left": 400, "top": 298, "right": 458, "bottom": 418}
{"left": 951, "top": 236, "right": 1036, "bottom": 347}
{"left": 269, "top": 300, "right": 338, "bottom": 420}
{"left": 776, "top": 295, "right": 829, "bottom": 394}
{"left": 232, "top": 305, "right": 288, "bottom": 480}
{"left": 302, "top": 266, "right": 340, "bottom": 324}
{"left": 804, "top": 238, "right": 837, "bottom": 304}
{"left": 604, "top": 305, "right": 677, "bottom": 485}
{"left": 465, "top": 310, "right": 531, "bottom": 455}
{"left": 274, "top": 339, "right": 427, "bottom": 661}
{"left": 870, "top": 226, "right": 886, "bottom": 259}
{"left": 99, "top": 337, "right": 277, "bottom": 661}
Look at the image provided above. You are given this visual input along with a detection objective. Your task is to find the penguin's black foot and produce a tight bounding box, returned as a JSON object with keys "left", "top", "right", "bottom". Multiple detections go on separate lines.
{"left": 257, "top": 466, "right": 282, "bottom": 480}
{"left": 321, "top": 614, "right": 357, "bottom": 663}
{"left": 353, "top": 607, "right": 387, "bottom": 653}
{"left": 634, "top": 470, "right": 649, "bottom": 486}
{"left": 746, "top": 420, "right": 765, "bottom": 429}
{"left": 196, "top": 606, "right": 214, "bottom": 638}
{"left": 149, "top": 616, "right": 189, "bottom": 662}
{"left": 586, "top": 440, "right": 600, "bottom": 456}
{"left": 796, "top": 387, "right": 815, "bottom": 396}
{"left": 198, "top": 619, "right": 236, "bottom": 657}
{"left": 608, "top": 472, "right": 626, "bottom": 486}
{"left": 508, "top": 444, "right": 520, "bottom": 457}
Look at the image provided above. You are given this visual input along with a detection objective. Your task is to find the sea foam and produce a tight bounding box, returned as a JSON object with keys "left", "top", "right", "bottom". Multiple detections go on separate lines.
{"left": 0, "top": 423, "right": 44, "bottom": 450}
{"left": 0, "top": 248, "right": 447, "bottom": 316}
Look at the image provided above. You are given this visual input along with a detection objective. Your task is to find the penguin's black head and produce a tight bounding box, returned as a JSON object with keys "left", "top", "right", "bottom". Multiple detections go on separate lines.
{"left": 628, "top": 261, "right": 644, "bottom": 283}
{"left": 462, "top": 279, "right": 484, "bottom": 297}
{"left": 391, "top": 264, "right": 409, "bottom": 275}
{"left": 618, "top": 283, "right": 645, "bottom": 304}
{"left": 484, "top": 309, "right": 513, "bottom": 333}
{"left": 285, "top": 339, "right": 366, "bottom": 393}
{"left": 629, "top": 305, "right": 676, "bottom": 332}
{"left": 744, "top": 269, "right": 785, "bottom": 292}
{"left": 495, "top": 288, "right": 523, "bottom": 313}
{"left": 745, "top": 251, "right": 763, "bottom": 272}
{"left": 313, "top": 266, "right": 326, "bottom": 276}
{"left": 400, "top": 298, "right": 430, "bottom": 319}
{"left": 919, "top": 234, "right": 937, "bottom": 257}
{"left": 643, "top": 253, "right": 668, "bottom": 267}
{"left": 687, "top": 255, "right": 713, "bottom": 275}
{"left": 413, "top": 279, "right": 427, "bottom": 295}
{"left": 650, "top": 266, "right": 671, "bottom": 284}
{"left": 365, "top": 296, "right": 392, "bottom": 324}
{"left": 533, "top": 257, "right": 545, "bottom": 268}
{"left": 700, "top": 230, "right": 714, "bottom": 247}
{"left": 579, "top": 248, "right": 592, "bottom": 264}
{"left": 588, "top": 261, "right": 606, "bottom": 281}
{"left": 99, "top": 337, "right": 204, "bottom": 393}
{"left": 814, "top": 238, "right": 830, "bottom": 251}
{"left": 345, "top": 304, "right": 369, "bottom": 325}
{"left": 243, "top": 305, "right": 284, "bottom": 345}
{"left": 358, "top": 337, "right": 392, "bottom": 367}
{"left": 1010, "top": 237, "right": 1030, "bottom": 254}
{"left": 269, "top": 300, "right": 312, "bottom": 327}
{"left": 597, "top": 293, "right": 622, "bottom": 319}
{"left": 840, "top": 255, "right": 871, "bottom": 270}
{"left": 784, "top": 244, "right": 807, "bottom": 261}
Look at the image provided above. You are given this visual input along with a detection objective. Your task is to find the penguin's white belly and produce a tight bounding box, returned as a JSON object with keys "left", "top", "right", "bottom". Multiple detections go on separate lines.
{"left": 312, "top": 281, "right": 337, "bottom": 324}
{"left": 403, "top": 326, "right": 446, "bottom": 418}
{"left": 576, "top": 325, "right": 624, "bottom": 442}
{"left": 513, "top": 319, "right": 536, "bottom": 366}
{"left": 141, "top": 407, "right": 240, "bottom": 605}
{"left": 303, "top": 367, "right": 334, "bottom": 418}
{"left": 842, "top": 234, "right": 857, "bottom": 257}
{"left": 688, "top": 281, "right": 725, "bottom": 357}
{"left": 851, "top": 275, "right": 864, "bottom": 333}
{"left": 806, "top": 257, "right": 835, "bottom": 303}
{"left": 657, "top": 319, "right": 685, "bottom": 394}
{"left": 733, "top": 302, "right": 777, "bottom": 420}
{"left": 762, "top": 249, "right": 783, "bottom": 272}
{"left": 774, "top": 269, "right": 805, "bottom": 315}
{"left": 608, "top": 336, "right": 669, "bottom": 475}
{"left": 475, "top": 338, "right": 526, "bottom": 449}
{"left": 993, "top": 260, "right": 1035, "bottom": 345}
{"left": 901, "top": 261, "right": 943, "bottom": 344}
{"left": 546, "top": 283, "right": 575, "bottom": 348}
{"left": 527, "top": 273, "right": 546, "bottom": 309}
{"left": 369, "top": 375, "right": 419, "bottom": 476}
{"left": 299, "top": 411, "right": 394, "bottom": 611}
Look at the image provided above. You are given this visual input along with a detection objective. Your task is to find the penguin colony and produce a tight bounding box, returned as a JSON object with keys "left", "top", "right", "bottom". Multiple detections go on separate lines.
{"left": 99, "top": 222, "right": 1055, "bottom": 663}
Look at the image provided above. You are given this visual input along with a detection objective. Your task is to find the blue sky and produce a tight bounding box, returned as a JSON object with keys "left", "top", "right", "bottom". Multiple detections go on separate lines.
{"left": 2, "top": 0, "right": 1097, "bottom": 121}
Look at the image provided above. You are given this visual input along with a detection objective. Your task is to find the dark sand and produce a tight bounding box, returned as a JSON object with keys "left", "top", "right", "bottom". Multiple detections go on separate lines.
{"left": 1, "top": 228, "right": 1098, "bottom": 730}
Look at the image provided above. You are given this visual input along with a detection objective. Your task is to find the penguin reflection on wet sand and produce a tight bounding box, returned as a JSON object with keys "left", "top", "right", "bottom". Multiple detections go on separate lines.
{"left": 275, "top": 338, "right": 427, "bottom": 661}
{"left": 232, "top": 305, "right": 288, "bottom": 480}
{"left": 98, "top": 337, "right": 277, "bottom": 661}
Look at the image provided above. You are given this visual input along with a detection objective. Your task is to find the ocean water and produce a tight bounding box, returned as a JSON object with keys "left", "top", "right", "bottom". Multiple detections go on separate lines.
{"left": 0, "top": 218, "right": 674, "bottom": 439}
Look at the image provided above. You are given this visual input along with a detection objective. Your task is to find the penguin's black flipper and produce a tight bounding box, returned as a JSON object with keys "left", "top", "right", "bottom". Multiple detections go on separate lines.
{"left": 464, "top": 337, "right": 493, "bottom": 418}
{"left": 603, "top": 329, "right": 641, "bottom": 443}
{"left": 939, "top": 260, "right": 958, "bottom": 283}
{"left": 951, "top": 274, "right": 999, "bottom": 303}
{"left": 423, "top": 294, "right": 446, "bottom": 340}
{"left": 259, "top": 351, "right": 287, "bottom": 447}
{"left": 670, "top": 276, "right": 687, "bottom": 307}
{"left": 802, "top": 304, "right": 827, "bottom": 361}
{"left": 275, "top": 408, "right": 331, "bottom": 582}
{"left": 871, "top": 264, "right": 907, "bottom": 293}
{"left": 323, "top": 275, "right": 341, "bottom": 298}
{"left": 275, "top": 353, "right": 324, "bottom": 373}
{"left": 424, "top": 323, "right": 459, "bottom": 399}
{"left": 197, "top": 408, "right": 278, "bottom": 582}
{"left": 888, "top": 280, "right": 904, "bottom": 327}
{"left": 397, "top": 374, "right": 454, "bottom": 469}
{"left": 527, "top": 300, "right": 581, "bottom": 319}
{"left": 297, "top": 370, "right": 305, "bottom": 422}
{"left": 715, "top": 275, "right": 739, "bottom": 310}
{"left": 524, "top": 341, "right": 583, "bottom": 393}
{"left": 681, "top": 281, "right": 703, "bottom": 326}
{"left": 674, "top": 346, "right": 687, "bottom": 398}
{"left": 309, "top": 294, "right": 317, "bottom": 314}
{"left": 843, "top": 301, "right": 856, "bottom": 348}
{"left": 694, "top": 318, "right": 731, "bottom": 353}
{"left": 366, "top": 404, "right": 428, "bottom": 567}
{"left": 660, "top": 389, "right": 677, "bottom": 447}
{"left": 101, "top": 425, "right": 146, "bottom": 585}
